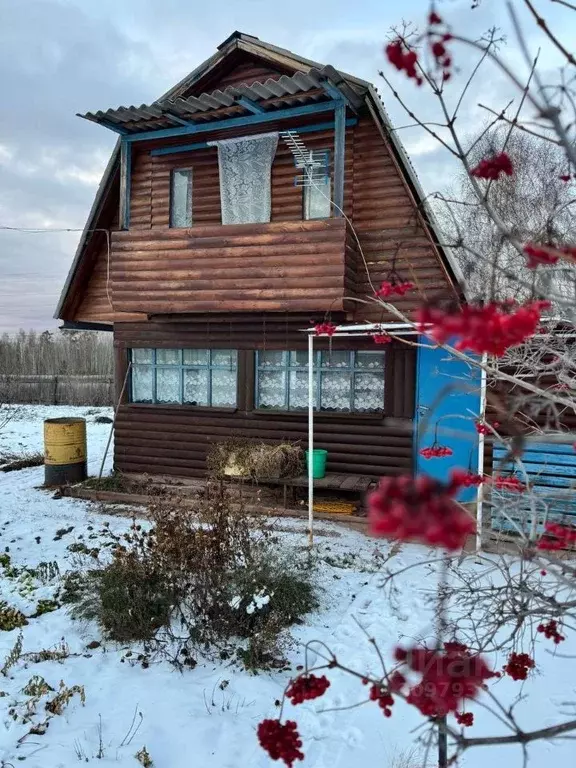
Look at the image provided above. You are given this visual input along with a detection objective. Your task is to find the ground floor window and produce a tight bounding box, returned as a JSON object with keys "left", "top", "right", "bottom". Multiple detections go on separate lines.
{"left": 130, "top": 349, "right": 237, "bottom": 407}
{"left": 255, "top": 350, "right": 385, "bottom": 413}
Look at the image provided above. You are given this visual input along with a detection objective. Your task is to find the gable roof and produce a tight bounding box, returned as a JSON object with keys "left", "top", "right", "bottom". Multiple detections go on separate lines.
{"left": 163, "top": 31, "right": 372, "bottom": 101}
{"left": 55, "top": 32, "right": 464, "bottom": 322}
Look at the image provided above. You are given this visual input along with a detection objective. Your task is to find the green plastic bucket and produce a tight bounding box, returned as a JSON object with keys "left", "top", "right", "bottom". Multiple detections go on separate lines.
{"left": 306, "top": 449, "right": 328, "bottom": 479}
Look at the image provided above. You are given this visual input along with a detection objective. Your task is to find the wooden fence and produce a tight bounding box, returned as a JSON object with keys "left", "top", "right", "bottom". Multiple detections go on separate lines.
{"left": 0, "top": 374, "right": 113, "bottom": 406}
{"left": 491, "top": 440, "right": 576, "bottom": 535}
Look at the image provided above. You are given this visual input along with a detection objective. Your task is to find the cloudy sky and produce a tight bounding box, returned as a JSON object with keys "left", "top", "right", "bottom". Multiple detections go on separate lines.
{"left": 0, "top": 0, "right": 570, "bottom": 332}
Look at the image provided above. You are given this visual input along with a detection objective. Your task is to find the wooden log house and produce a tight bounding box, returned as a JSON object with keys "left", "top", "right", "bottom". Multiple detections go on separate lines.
{"left": 56, "top": 32, "right": 480, "bottom": 488}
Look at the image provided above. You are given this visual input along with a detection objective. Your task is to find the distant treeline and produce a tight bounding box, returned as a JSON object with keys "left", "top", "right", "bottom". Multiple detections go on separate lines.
{"left": 0, "top": 330, "right": 113, "bottom": 405}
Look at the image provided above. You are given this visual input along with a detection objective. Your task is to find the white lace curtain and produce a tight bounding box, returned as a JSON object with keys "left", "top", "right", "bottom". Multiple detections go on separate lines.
{"left": 208, "top": 132, "right": 279, "bottom": 225}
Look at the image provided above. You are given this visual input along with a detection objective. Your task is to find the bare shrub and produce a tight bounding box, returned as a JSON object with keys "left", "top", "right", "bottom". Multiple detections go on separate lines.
{"left": 66, "top": 485, "right": 317, "bottom": 668}
{"left": 69, "top": 552, "right": 174, "bottom": 642}
{"left": 0, "top": 602, "right": 28, "bottom": 631}
{"left": 135, "top": 746, "right": 153, "bottom": 767}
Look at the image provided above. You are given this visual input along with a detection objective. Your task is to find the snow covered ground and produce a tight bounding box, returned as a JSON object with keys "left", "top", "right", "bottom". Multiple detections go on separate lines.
{"left": 0, "top": 406, "right": 574, "bottom": 768}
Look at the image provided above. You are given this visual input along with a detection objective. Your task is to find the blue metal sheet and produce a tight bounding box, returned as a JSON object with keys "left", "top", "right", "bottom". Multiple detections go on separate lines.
{"left": 414, "top": 339, "right": 481, "bottom": 502}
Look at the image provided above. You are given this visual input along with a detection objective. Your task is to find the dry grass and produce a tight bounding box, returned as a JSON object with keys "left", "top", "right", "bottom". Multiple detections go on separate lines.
{"left": 207, "top": 438, "right": 303, "bottom": 480}
{"left": 0, "top": 451, "right": 44, "bottom": 472}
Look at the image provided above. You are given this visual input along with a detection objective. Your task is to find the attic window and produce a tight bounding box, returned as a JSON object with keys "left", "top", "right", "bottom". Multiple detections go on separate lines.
{"left": 170, "top": 169, "right": 193, "bottom": 228}
{"left": 303, "top": 150, "right": 331, "bottom": 220}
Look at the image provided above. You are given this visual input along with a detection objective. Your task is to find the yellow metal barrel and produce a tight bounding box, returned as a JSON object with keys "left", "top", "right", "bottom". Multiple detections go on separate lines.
{"left": 44, "top": 417, "right": 87, "bottom": 486}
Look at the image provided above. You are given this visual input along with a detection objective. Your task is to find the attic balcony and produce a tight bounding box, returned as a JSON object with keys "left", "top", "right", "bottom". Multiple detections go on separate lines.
{"left": 110, "top": 218, "right": 358, "bottom": 315}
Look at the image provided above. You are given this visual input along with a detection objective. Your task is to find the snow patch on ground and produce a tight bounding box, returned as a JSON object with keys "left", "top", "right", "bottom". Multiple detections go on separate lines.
{"left": 0, "top": 406, "right": 574, "bottom": 767}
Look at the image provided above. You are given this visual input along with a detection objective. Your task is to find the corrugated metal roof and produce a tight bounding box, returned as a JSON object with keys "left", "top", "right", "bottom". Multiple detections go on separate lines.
{"left": 78, "top": 66, "right": 366, "bottom": 135}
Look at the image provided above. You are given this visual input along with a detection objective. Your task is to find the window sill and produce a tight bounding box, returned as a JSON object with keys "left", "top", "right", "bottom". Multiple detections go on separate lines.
{"left": 126, "top": 403, "right": 238, "bottom": 414}
{"left": 252, "top": 409, "right": 386, "bottom": 421}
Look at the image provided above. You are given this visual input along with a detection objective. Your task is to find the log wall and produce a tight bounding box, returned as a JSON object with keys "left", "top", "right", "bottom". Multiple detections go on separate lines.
{"left": 352, "top": 118, "right": 457, "bottom": 319}
{"left": 110, "top": 219, "right": 357, "bottom": 314}
{"left": 113, "top": 317, "right": 416, "bottom": 479}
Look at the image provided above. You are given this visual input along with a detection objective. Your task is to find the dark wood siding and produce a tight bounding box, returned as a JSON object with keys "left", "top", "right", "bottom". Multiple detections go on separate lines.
{"left": 352, "top": 117, "right": 457, "bottom": 320}
{"left": 215, "top": 61, "right": 285, "bottom": 88}
{"left": 181, "top": 52, "right": 290, "bottom": 95}
{"left": 110, "top": 219, "right": 357, "bottom": 314}
{"left": 73, "top": 238, "right": 146, "bottom": 324}
{"left": 114, "top": 318, "right": 416, "bottom": 479}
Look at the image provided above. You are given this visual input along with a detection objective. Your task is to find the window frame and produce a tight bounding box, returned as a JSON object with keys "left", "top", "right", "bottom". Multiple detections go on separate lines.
{"left": 254, "top": 350, "right": 386, "bottom": 414}
{"left": 129, "top": 348, "right": 238, "bottom": 408}
{"left": 169, "top": 168, "right": 193, "bottom": 228}
{"left": 302, "top": 150, "right": 332, "bottom": 220}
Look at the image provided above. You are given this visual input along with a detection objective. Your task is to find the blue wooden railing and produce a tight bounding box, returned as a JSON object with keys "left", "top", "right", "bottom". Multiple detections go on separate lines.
{"left": 491, "top": 441, "right": 576, "bottom": 534}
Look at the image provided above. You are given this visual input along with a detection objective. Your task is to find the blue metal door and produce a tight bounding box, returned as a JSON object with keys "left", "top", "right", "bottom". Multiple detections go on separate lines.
{"left": 415, "top": 339, "right": 481, "bottom": 502}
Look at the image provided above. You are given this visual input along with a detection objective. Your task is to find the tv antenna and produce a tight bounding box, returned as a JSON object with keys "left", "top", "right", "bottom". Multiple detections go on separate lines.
{"left": 281, "top": 130, "right": 329, "bottom": 187}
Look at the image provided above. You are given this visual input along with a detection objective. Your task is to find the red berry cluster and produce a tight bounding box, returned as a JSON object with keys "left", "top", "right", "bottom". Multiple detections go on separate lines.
{"left": 455, "top": 711, "right": 474, "bottom": 727}
{"left": 475, "top": 421, "right": 500, "bottom": 434}
{"left": 368, "top": 471, "right": 476, "bottom": 550}
{"left": 285, "top": 674, "right": 330, "bottom": 705}
{"left": 451, "top": 468, "right": 484, "bottom": 487}
{"left": 537, "top": 521, "right": 576, "bottom": 550}
{"left": 373, "top": 333, "right": 392, "bottom": 345}
{"left": 523, "top": 244, "right": 560, "bottom": 269}
{"left": 416, "top": 300, "right": 550, "bottom": 357}
{"left": 375, "top": 280, "right": 415, "bottom": 298}
{"left": 395, "top": 642, "right": 495, "bottom": 717}
{"left": 369, "top": 684, "right": 395, "bottom": 717}
{"left": 470, "top": 152, "right": 514, "bottom": 180}
{"left": 503, "top": 652, "right": 535, "bottom": 681}
{"left": 427, "top": 11, "right": 453, "bottom": 81}
{"left": 537, "top": 619, "right": 565, "bottom": 644}
{"left": 431, "top": 40, "right": 452, "bottom": 81}
{"left": 314, "top": 322, "right": 336, "bottom": 336}
{"left": 385, "top": 40, "right": 422, "bottom": 85}
{"left": 493, "top": 475, "right": 525, "bottom": 493}
{"left": 257, "top": 719, "right": 304, "bottom": 767}
{"left": 419, "top": 444, "right": 453, "bottom": 459}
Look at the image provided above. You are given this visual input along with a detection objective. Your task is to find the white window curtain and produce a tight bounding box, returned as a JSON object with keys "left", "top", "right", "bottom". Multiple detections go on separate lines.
{"left": 208, "top": 132, "right": 279, "bottom": 225}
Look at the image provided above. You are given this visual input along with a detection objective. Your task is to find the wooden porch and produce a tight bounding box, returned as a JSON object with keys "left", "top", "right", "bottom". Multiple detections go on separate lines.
{"left": 61, "top": 471, "right": 373, "bottom": 535}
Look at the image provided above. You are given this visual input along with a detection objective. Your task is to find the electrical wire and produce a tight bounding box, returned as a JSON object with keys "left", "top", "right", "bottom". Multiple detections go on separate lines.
{"left": 0, "top": 225, "right": 113, "bottom": 311}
